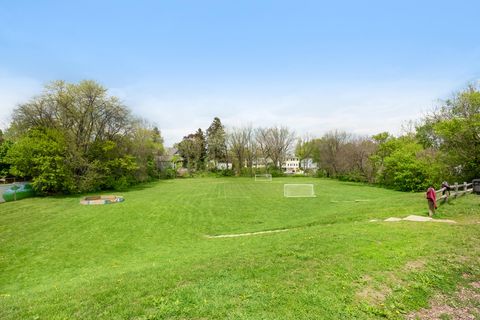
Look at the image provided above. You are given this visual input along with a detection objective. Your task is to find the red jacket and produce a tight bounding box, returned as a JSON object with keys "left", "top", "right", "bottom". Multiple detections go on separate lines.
{"left": 426, "top": 187, "right": 437, "bottom": 208}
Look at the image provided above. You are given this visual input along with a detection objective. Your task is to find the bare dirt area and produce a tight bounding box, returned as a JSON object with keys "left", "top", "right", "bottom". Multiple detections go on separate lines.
{"left": 406, "top": 280, "right": 480, "bottom": 320}
{"left": 356, "top": 260, "right": 424, "bottom": 306}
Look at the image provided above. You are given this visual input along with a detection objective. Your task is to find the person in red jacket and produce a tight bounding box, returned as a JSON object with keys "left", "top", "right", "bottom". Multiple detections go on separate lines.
{"left": 426, "top": 185, "right": 437, "bottom": 217}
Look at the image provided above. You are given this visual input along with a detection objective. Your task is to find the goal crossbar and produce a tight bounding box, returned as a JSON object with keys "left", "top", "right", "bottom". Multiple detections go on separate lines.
{"left": 284, "top": 184, "right": 316, "bottom": 197}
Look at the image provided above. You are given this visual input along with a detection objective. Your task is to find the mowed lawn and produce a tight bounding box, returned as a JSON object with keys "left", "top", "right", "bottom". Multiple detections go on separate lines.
{"left": 1, "top": 177, "right": 479, "bottom": 319}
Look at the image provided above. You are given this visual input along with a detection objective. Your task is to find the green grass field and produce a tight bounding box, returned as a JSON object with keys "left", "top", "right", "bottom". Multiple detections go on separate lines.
{"left": 1, "top": 177, "right": 479, "bottom": 319}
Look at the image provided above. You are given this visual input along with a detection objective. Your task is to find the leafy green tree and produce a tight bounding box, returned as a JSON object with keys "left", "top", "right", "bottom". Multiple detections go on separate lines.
{"left": 6, "top": 128, "right": 75, "bottom": 194}
{"left": 295, "top": 136, "right": 315, "bottom": 170}
{"left": 369, "top": 132, "right": 396, "bottom": 182}
{"left": 78, "top": 139, "right": 139, "bottom": 191}
{"left": 0, "top": 138, "right": 13, "bottom": 177}
{"left": 373, "top": 136, "right": 444, "bottom": 191}
{"left": 6, "top": 80, "right": 163, "bottom": 193}
{"left": 128, "top": 122, "right": 164, "bottom": 181}
{"left": 176, "top": 135, "right": 195, "bottom": 170}
{"left": 433, "top": 84, "right": 480, "bottom": 181}
{"left": 176, "top": 128, "right": 207, "bottom": 171}
{"left": 192, "top": 128, "right": 207, "bottom": 170}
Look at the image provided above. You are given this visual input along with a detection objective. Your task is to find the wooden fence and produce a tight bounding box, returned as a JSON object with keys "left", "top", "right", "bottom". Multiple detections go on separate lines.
{"left": 0, "top": 177, "right": 27, "bottom": 184}
{"left": 436, "top": 182, "right": 473, "bottom": 205}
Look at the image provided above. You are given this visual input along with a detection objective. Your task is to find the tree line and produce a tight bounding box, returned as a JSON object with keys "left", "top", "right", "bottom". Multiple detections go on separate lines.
{"left": 0, "top": 80, "right": 478, "bottom": 194}
{"left": 175, "top": 83, "right": 480, "bottom": 191}
{"left": 175, "top": 121, "right": 296, "bottom": 176}
{"left": 295, "top": 83, "right": 480, "bottom": 191}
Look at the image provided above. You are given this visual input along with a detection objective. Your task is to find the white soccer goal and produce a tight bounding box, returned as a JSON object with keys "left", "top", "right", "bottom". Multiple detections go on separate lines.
{"left": 284, "top": 184, "right": 316, "bottom": 197}
{"left": 255, "top": 174, "right": 272, "bottom": 181}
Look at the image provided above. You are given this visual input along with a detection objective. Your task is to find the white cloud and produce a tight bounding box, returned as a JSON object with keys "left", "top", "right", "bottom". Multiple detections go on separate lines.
{"left": 0, "top": 74, "right": 461, "bottom": 147}
{"left": 116, "top": 79, "right": 457, "bottom": 146}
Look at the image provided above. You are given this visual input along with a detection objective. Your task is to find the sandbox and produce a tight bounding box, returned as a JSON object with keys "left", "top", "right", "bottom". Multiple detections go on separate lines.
{"left": 80, "top": 195, "right": 124, "bottom": 205}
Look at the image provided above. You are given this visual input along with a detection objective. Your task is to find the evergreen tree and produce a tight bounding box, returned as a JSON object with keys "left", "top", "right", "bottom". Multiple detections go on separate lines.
{"left": 206, "top": 117, "right": 226, "bottom": 169}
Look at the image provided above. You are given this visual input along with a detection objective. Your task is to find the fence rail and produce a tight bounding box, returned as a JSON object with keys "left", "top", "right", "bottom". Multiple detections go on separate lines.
{"left": 0, "top": 177, "right": 27, "bottom": 184}
{"left": 436, "top": 182, "right": 473, "bottom": 205}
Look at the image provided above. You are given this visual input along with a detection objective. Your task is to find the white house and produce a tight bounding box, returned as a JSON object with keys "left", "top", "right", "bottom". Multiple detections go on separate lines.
{"left": 282, "top": 156, "right": 300, "bottom": 174}
{"left": 282, "top": 156, "right": 318, "bottom": 174}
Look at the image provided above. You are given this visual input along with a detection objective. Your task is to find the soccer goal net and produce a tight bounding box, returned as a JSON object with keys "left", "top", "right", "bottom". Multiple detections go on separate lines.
{"left": 284, "top": 184, "right": 316, "bottom": 197}
{"left": 255, "top": 174, "right": 272, "bottom": 181}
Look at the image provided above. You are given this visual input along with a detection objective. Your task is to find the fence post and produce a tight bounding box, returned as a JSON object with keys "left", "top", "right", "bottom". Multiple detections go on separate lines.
{"left": 454, "top": 183, "right": 458, "bottom": 197}
{"left": 464, "top": 182, "right": 467, "bottom": 195}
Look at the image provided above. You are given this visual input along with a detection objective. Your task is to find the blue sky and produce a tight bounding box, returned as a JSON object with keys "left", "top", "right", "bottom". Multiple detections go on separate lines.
{"left": 1, "top": 0, "right": 479, "bottom": 145}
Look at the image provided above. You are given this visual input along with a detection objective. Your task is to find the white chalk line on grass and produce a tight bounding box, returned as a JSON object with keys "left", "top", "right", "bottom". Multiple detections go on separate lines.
{"left": 205, "top": 228, "right": 290, "bottom": 239}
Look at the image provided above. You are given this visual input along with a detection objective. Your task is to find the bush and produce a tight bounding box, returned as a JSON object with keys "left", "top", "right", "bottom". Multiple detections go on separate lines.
{"left": 218, "top": 169, "right": 234, "bottom": 177}
{"left": 111, "top": 176, "right": 130, "bottom": 191}
{"left": 159, "top": 168, "right": 176, "bottom": 179}
{"left": 337, "top": 170, "right": 368, "bottom": 183}
{"left": 268, "top": 168, "right": 285, "bottom": 177}
{"left": 6, "top": 128, "right": 76, "bottom": 194}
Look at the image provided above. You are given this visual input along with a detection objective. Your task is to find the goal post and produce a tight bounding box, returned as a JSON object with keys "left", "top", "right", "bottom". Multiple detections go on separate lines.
{"left": 255, "top": 174, "right": 272, "bottom": 182}
{"left": 284, "top": 184, "right": 316, "bottom": 197}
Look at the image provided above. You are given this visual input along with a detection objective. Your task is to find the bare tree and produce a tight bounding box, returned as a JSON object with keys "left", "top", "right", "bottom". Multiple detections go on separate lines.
{"left": 316, "top": 130, "right": 349, "bottom": 177}
{"left": 243, "top": 126, "right": 258, "bottom": 175}
{"left": 255, "top": 127, "right": 271, "bottom": 168}
{"left": 256, "top": 126, "right": 295, "bottom": 169}
{"left": 336, "top": 136, "right": 376, "bottom": 181}
{"left": 227, "top": 126, "right": 250, "bottom": 175}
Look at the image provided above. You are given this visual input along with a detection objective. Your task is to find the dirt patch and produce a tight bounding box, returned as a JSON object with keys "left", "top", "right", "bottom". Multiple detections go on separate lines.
{"left": 406, "top": 281, "right": 480, "bottom": 320}
{"left": 470, "top": 282, "right": 480, "bottom": 289}
{"left": 406, "top": 300, "right": 475, "bottom": 320}
{"left": 356, "top": 284, "right": 392, "bottom": 305}
{"left": 355, "top": 274, "right": 397, "bottom": 306}
{"left": 404, "top": 260, "right": 426, "bottom": 272}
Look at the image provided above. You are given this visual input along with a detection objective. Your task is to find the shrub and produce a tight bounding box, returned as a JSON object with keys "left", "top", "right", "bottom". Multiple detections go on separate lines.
{"left": 6, "top": 128, "right": 76, "bottom": 194}
{"left": 268, "top": 168, "right": 285, "bottom": 177}
{"left": 219, "top": 169, "right": 235, "bottom": 177}
{"left": 160, "top": 168, "right": 176, "bottom": 179}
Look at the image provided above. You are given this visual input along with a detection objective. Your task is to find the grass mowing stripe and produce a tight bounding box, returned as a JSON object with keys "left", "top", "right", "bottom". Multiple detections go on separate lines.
{"left": 0, "top": 177, "right": 479, "bottom": 319}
